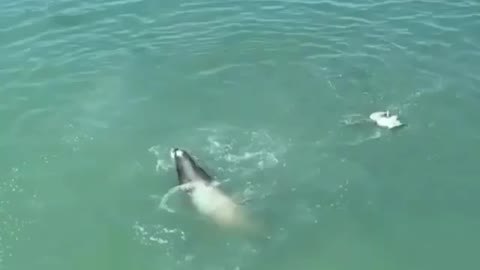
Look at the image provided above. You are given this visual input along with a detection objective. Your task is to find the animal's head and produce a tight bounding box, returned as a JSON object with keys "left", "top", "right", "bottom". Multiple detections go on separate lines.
{"left": 170, "top": 148, "right": 213, "bottom": 185}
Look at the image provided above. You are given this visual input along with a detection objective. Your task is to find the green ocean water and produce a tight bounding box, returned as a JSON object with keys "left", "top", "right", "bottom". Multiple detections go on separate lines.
{"left": 1, "top": 0, "right": 480, "bottom": 269}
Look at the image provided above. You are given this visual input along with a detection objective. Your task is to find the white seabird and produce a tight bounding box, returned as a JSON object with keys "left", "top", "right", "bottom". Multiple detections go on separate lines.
{"left": 369, "top": 111, "right": 403, "bottom": 129}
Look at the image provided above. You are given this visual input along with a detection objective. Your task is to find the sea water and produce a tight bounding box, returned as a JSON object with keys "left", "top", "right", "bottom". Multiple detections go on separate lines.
{"left": 1, "top": 0, "right": 479, "bottom": 269}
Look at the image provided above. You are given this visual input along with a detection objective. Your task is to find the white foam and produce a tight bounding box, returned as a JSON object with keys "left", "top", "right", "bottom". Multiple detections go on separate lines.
{"left": 155, "top": 159, "right": 169, "bottom": 172}
{"left": 148, "top": 145, "right": 173, "bottom": 172}
{"left": 132, "top": 222, "right": 183, "bottom": 247}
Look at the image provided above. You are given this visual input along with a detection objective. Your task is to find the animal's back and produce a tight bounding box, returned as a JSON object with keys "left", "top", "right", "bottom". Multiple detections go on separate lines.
{"left": 190, "top": 182, "right": 248, "bottom": 228}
